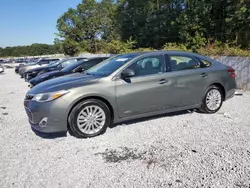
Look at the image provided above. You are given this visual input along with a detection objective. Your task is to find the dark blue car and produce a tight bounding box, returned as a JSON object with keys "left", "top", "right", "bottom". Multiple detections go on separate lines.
{"left": 29, "top": 57, "right": 108, "bottom": 87}
{"left": 24, "top": 57, "right": 87, "bottom": 81}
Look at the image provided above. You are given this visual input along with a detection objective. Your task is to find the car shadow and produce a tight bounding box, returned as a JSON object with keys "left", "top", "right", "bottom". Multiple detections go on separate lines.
{"left": 31, "top": 127, "right": 67, "bottom": 139}
{"left": 110, "top": 110, "right": 194, "bottom": 129}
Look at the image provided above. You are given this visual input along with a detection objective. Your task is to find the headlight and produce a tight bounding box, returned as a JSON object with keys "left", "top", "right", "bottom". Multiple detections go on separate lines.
{"left": 32, "top": 90, "right": 69, "bottom": 102}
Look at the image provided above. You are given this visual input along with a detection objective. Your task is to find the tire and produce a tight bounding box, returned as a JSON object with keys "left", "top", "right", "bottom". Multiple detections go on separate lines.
{"left": 199, "top": 85, "right": 223, "bottom": 114}
{"left": 68, "top": 99, "right": 111, "bottom": 138}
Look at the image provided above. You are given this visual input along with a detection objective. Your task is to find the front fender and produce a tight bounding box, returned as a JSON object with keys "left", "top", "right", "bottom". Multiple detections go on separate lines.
{"left": 64, "top": 91, "right": 117, "bottom": 123}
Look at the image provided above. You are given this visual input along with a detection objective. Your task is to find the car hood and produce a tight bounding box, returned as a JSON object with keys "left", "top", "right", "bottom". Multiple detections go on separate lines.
{"left": 29, "top": 66, "right": 49, "bottom": 72}
{"left": 23, "top": 65, "right": 40, "bottom": 71}
{"left": 27, "top": 64, "right": 56, "bottom": 73}
{"left": 32, "top": 70, "right": 61, "bottom": 80}
{"left": 28, "top": 73, "right": 102, "bottom": 94}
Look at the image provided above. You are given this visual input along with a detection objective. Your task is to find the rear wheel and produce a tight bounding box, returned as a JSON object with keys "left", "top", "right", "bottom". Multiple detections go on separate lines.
{"left": 68, "top": 99, "right": 111, "bottom": 138}
{"left": 199, "top": 85, "right": 223, "bottom": 113}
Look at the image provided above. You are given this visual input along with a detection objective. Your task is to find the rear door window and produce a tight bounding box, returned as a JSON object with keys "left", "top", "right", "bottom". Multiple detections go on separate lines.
{"left": 168, "top": 55, "right": 200, "bottom": 71}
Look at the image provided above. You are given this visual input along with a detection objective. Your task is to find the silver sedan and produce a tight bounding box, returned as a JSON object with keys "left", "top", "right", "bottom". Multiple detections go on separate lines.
{"left": 24, "top": 51, "right": 237, "bottom": 138}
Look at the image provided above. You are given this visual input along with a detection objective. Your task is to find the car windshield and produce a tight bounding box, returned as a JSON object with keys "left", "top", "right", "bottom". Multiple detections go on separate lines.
{"left": 48, "top": 59, "right": 65, "bottom": 67}
{"left": 61, "top": 59, "right": 88, "bottom": 72}
{"left": 27, "top": 62, "right": 37, "bottom": 65}
{"left": 48, "top": 59, "right": 60, "bottom": 65}
{"left": 86, "top": 54, "right": 138, "bottom": 76}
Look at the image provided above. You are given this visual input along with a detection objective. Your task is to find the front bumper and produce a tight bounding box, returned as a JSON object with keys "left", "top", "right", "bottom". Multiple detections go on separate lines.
{"left": 29, "top": 120, "right": 67, "bottom": 133}
{"left": 24, "top": 97, "right": 69, "bottom": 133}
{"left": 29, "top": 78, "right": 40, "bottom": 88}
{"left": 28, "top": 83, "right": 34, "bottom": 88}
{"left": 25, "top": 73, "right": 37, "bottom": 82}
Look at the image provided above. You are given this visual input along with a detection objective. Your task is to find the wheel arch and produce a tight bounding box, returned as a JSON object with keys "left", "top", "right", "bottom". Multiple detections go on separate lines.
{"left": 67, "top": 95, "right": 115, "bottom": 129}
{"left": 209, "top": 83, "right": 226, "bottom": 100}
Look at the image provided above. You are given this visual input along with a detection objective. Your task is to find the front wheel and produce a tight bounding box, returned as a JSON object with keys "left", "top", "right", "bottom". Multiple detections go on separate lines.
{"left": 199, "top": 85, "right": 223, "bottom": 113}
{"left": 68, "top": 99, "right": 111, "bottom": 138}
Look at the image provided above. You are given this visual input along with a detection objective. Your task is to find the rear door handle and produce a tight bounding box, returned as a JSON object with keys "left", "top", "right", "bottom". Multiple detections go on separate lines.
{"left": 200, "top": 73, "right": 208, "bottom": 78}
{"left": 159, "top": 79, "right": 167, "bottom": 84}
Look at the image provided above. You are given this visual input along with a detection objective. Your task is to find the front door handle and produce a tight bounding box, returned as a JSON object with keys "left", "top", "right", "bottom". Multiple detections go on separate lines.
{"left": 159, "top": 79, "right": 167, "bottom": 84}
{"left": 200, "top": 73, "right": 208, "bottom": 78}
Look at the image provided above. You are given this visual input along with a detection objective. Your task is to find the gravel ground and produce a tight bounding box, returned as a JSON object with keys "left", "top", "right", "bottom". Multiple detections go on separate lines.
{"left": 0, "top": 69, "right": 250, "bottom": 188}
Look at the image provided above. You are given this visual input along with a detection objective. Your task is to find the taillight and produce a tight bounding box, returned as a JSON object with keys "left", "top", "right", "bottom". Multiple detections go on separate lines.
{"left": 227, "top": 67, "right": 236, "bottom": 78}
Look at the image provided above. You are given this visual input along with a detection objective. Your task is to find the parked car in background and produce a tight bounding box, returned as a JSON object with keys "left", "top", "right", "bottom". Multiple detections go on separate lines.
{"left": 15, "top": 61, "right": 36, "bottom": 74}
{"left": 24, "top": 51, "right": 236, "bottom": 138}
{"left": 15, "top": 60, "right": 31, "bottom": 73}
{"left": 0, "top": 64, "right": 4, "bottom": 73}
{"left": 24, "top": 57, "right": 87, "bottom": 82}
{"left": 29, "top": 57, "right": 109, "bottom": 87}
{"left": 19, "top": 58, "right": 60, "bottom": 78}
{"left": 15, "top": 64, "right": 23, "bottom": 73}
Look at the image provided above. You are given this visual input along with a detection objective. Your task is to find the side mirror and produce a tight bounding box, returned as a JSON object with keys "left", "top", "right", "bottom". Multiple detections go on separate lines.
{"left": 121, "top": 69, "right": 135, "bottom": 79}
{"left": 75, "top": 67, "right": 84, "bottom": 73}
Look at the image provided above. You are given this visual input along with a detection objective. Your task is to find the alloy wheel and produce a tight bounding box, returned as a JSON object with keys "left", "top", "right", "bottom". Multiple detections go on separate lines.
{"left": 206, "top": 89, "right": 222, "bottom": 111}
{"left": 77, "top": 105, "right": 106, "bottom": 134}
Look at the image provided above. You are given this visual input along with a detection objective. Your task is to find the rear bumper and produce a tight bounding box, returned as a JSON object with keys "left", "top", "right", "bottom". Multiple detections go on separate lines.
{"left": 225, "top": 89, "right": 235, "bottom": 101}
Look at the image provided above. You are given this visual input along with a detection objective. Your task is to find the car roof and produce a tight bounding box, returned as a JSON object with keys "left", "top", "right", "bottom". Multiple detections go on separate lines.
{"left": 111, "top": 50, "right": 203, "bottom": 57}
{"left": 119, "top": 50, "right": 214, "bottom": 60}
{"left": 87, "top": 57, "right": 109, "bottom": 60}
{"left": 121, "top": 52, "right": 149, "bottom": 56}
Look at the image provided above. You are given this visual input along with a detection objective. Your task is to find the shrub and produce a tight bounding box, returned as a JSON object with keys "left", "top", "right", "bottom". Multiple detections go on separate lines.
{"left": 102, "top": 38, "right": 136, "bottom": 54}
{"left": 162, "top": 43, "right": 190, "bottom": 52}
{"left": 197, "top": 42, "right": 250, "bottom": 57}
{"left": 133, "top": 47, "right": 156, "bottom": 52}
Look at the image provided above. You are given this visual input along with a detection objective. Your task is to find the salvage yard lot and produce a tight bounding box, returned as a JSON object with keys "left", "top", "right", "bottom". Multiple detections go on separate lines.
{"left": 0, "top": 69, "right": 250, "bottom": 188}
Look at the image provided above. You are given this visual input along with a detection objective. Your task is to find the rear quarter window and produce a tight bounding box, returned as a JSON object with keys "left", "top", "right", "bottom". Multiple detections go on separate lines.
{"left": 198, "top": 58, "right": 212, "bottom": 68}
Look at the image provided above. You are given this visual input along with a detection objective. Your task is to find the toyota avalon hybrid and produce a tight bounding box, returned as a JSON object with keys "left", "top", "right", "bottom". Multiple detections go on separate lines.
{"left": 24, "top": 51, "right": 236, "bottom": 138}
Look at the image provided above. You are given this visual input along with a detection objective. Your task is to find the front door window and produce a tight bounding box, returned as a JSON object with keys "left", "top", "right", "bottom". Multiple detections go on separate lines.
{"left": 127, "top": 56, "right": 165, "bottom": 77}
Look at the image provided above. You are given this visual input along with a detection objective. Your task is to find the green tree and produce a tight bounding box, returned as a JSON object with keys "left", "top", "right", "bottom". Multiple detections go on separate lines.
{"left": 62, "top": 37, "right": 80, "bottom": 56}
{"left": 56, "top": 0, "right": 118, "bottom": 54}
{"left": 0, "top": 44, "right": 62, "bottom": 57}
